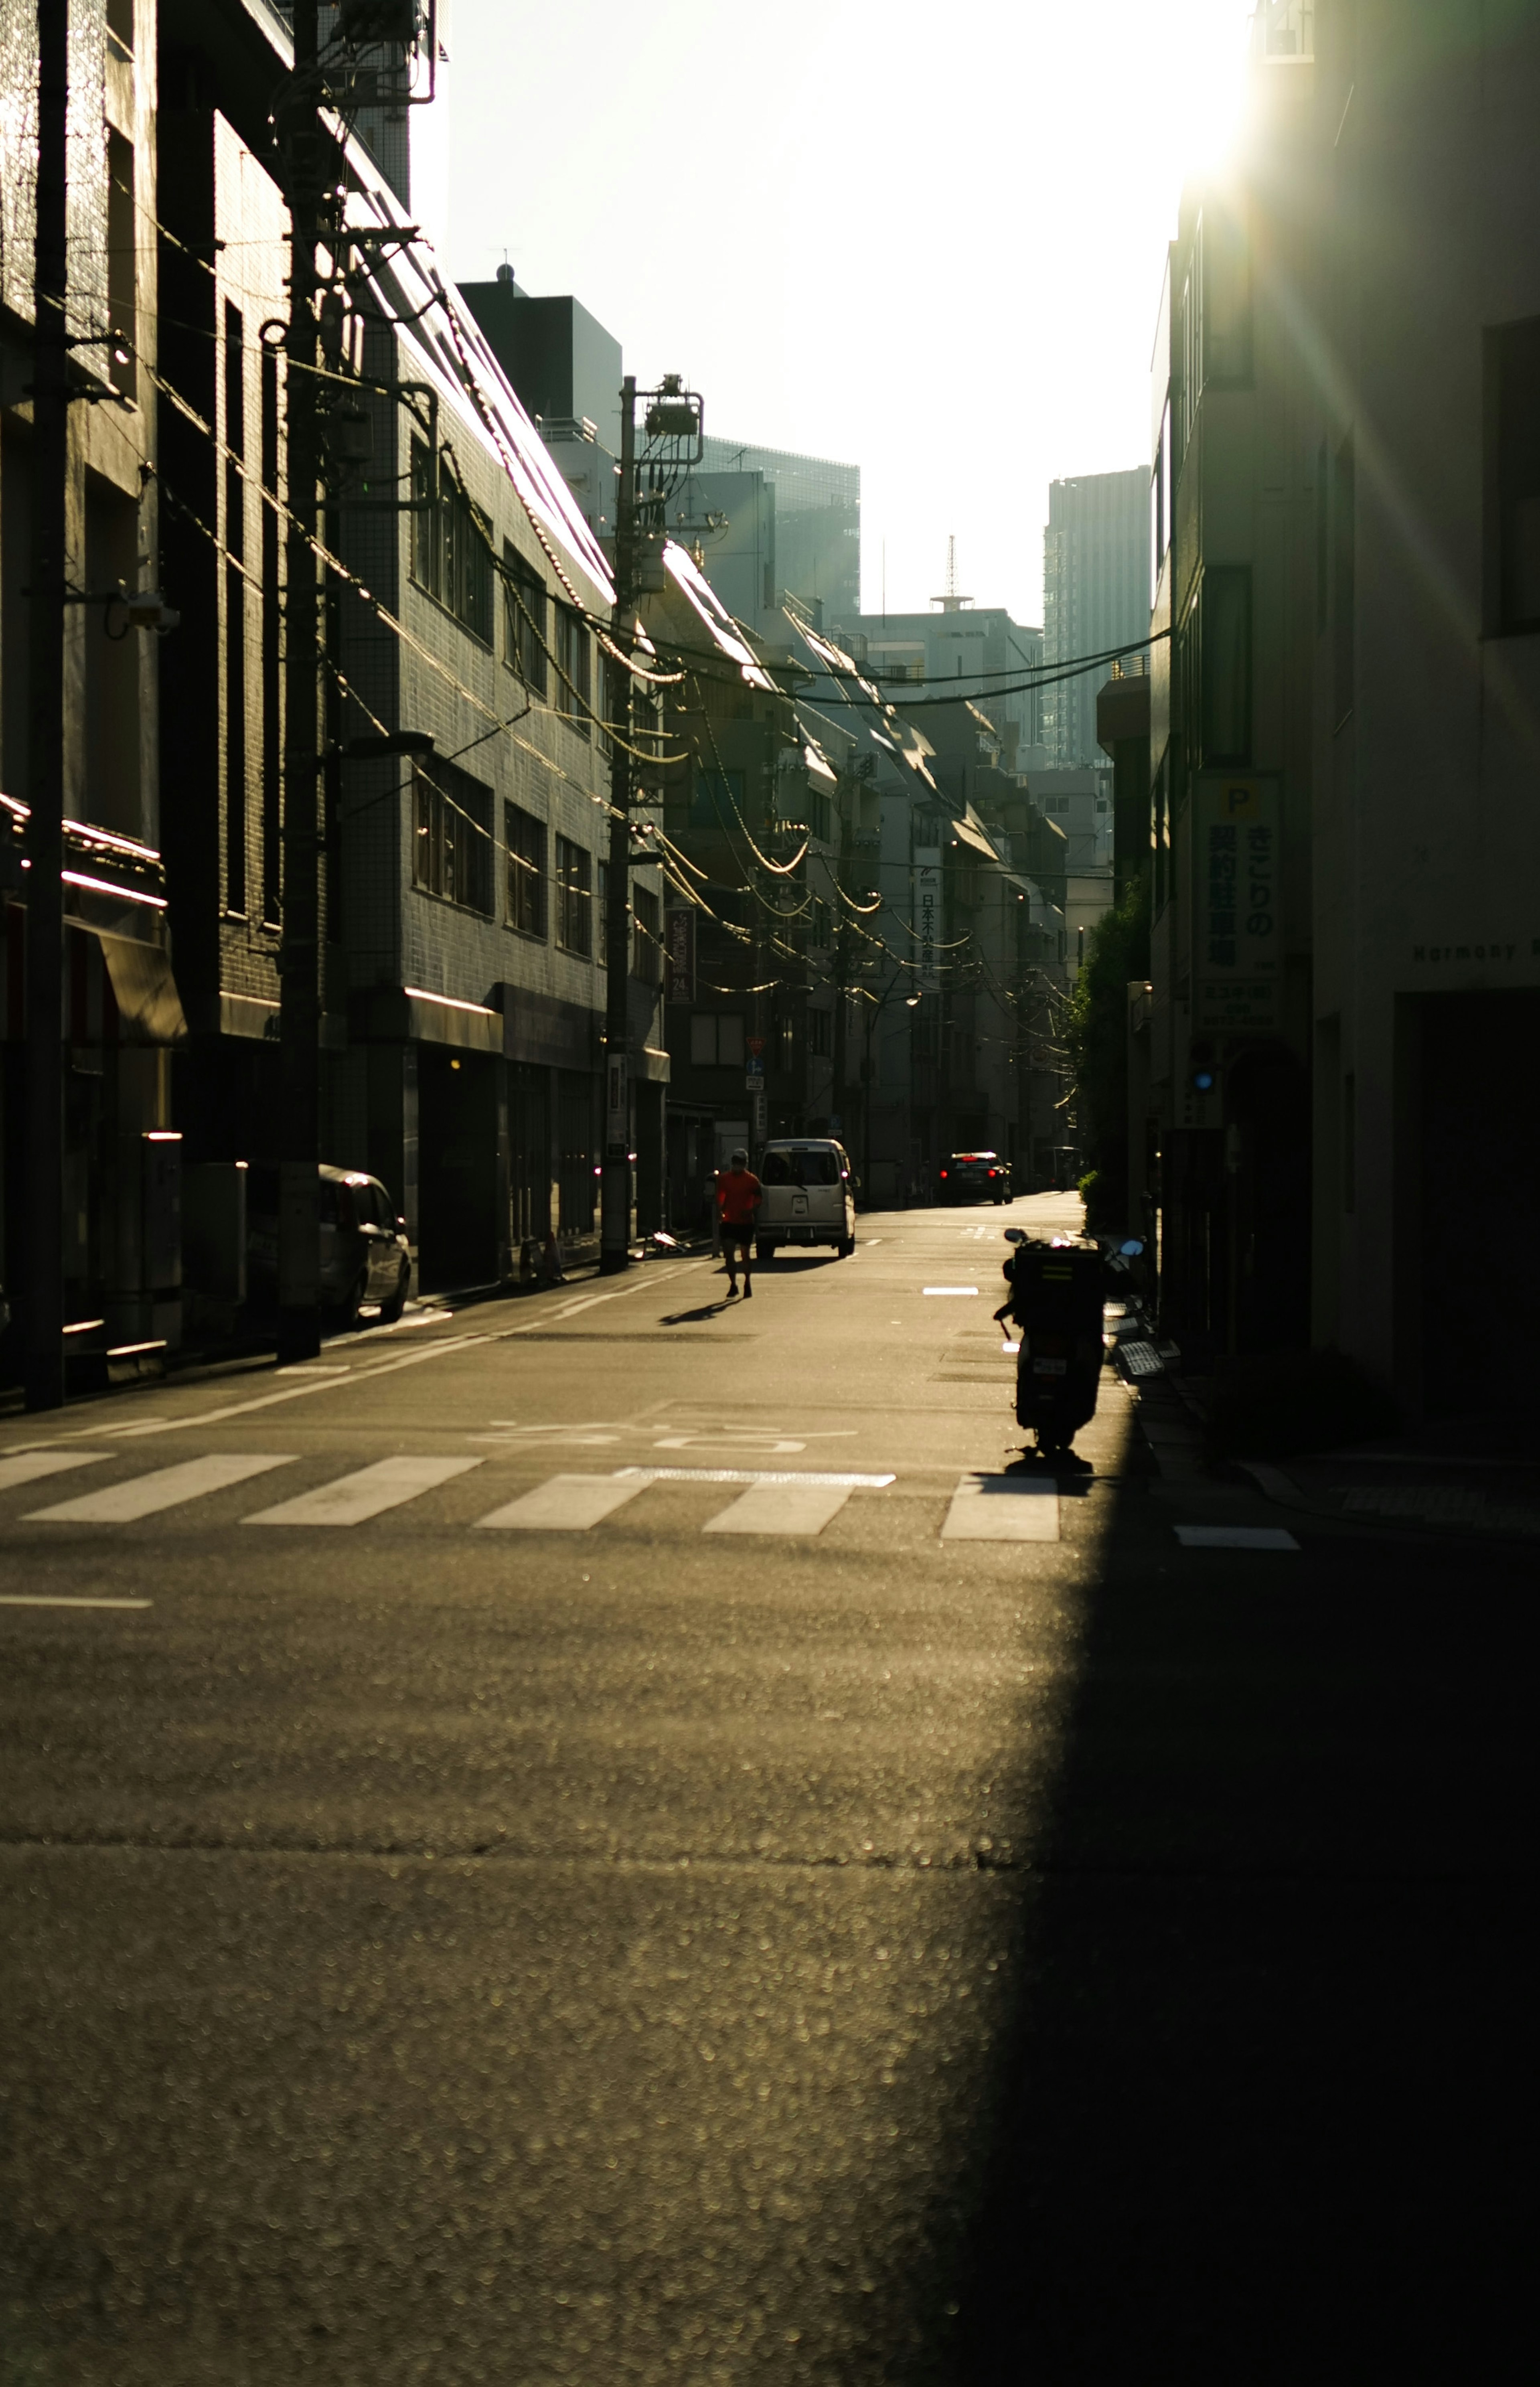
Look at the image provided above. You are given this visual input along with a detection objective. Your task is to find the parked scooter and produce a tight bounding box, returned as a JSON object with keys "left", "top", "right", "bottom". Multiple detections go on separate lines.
{"left": 996, "top": 1228, "right": 1105, "bottom": 1457}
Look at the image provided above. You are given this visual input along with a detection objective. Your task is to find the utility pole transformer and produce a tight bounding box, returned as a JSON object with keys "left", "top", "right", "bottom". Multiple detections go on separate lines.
{"left": 278, "top": 0, "right": 323, "bottom": 1362}
{"left": 599, "top": 377, "right": 638, "bottom": 1275}
{"left": 24, "top": 0, "right": 69, "bottom": 1411}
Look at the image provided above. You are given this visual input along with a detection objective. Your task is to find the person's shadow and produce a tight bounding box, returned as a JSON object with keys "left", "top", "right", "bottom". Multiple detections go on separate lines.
{"left": 660, "top": 1301, "right": 738, "bottom": 1325}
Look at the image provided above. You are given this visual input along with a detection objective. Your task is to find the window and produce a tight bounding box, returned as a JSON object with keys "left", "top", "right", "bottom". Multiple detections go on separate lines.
{"left": 632, "top": 882, "right": 661, "bottom": 984}
{"left": 1202, "top": 200, "right": 1252, "bottom": 386}
{"left": 1315, "top": 438, "right": 1329, "bottom": 632}
{"left": 1333, "top": 434, "right": 1355, "bottom": 725}
{"left": 1485, "top": 316, "right": 1540, "bottom": 635}
{"left": 223, "top": 302, "right": 247, "bottom": 915}
{"left": 1152, "top": 395, "right": 1171, "bottom": 601}
{"left": 553, "top": 605, "right": 591, "bottom": 736}
{"left": 412, "top": 760, "right": 493, "bottom": 912}
{"left": 808, "top": 1007, "right": 832, "bottom": 1058}
{"left": 776, "top": 1013, "right": 796, "bottom": 1071}
{"left": 689, "top": 1012, "right": 744, "bottom": 1068}
{"left": 410, "top": 440, "right": 494, "bottom": 644}
{"left": 503, "top": 543, "right": 547, "bottom": 691}
{"left": 1190, "top": 566, "right": 1252, "bottom": 768}
{"left": 106, "top": 130, "right": 136, "bottom": 400}
{"left": 554, "top": 834, "right": 592, "bottom": 956}
{"left": 690, "top": 765, "right": 744, "bottom": 828}
{"left": 505, "top": 802, "right": 546, "bottom": 938}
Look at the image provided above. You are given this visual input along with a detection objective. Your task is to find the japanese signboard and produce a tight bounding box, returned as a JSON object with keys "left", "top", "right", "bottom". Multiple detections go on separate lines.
{"left": 665, "top": 906, "right": 694, "bottom": 1004}
{"left": 913, "top": 849, "right": 941, "bottom": 991}
{"left": 1194, "top": 777, "right": 1281, "bottom": 1032}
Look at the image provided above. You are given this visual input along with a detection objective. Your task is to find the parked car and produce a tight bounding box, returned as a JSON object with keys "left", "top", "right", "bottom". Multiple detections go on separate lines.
{"left": 938, "top": 1151, "right": 1011, "bottom": 1205}
{"left": 247, "top": 1163, "right": 412, "bottom": 1329}
{"left": 754, "top": 1139, "right": 858, "bottom": 1259}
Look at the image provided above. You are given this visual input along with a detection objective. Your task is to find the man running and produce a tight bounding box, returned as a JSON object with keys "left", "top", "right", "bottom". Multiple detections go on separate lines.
{"left": 716, "top": 1147, "right": 762, "bottom": 1299}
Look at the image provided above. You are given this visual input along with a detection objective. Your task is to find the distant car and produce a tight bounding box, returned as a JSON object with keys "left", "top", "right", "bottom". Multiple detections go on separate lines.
{"left": 247, "top": 1163, "right": 412, "bottom": 1329}
{"left": 754, "top": 1139, "right": 858, "bottom": 1259}
{"left": 939, "top": 1151, "right": 1011, "bottom": 1205}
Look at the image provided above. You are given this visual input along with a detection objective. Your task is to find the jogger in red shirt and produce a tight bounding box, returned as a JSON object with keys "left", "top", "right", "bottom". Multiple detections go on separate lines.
{"left": 716, "top": 1149, "right": 762, "bottom": 1299}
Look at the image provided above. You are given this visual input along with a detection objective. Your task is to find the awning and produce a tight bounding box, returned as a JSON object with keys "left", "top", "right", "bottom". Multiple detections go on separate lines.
{"left": 100, "top": 933, "right": 187, "bottom": 1045}
{"left": 949, "top": 810, "right": 1003, "bottom": 862}
{"left": 663, "top": 542, "right": 774, "bottom": 690}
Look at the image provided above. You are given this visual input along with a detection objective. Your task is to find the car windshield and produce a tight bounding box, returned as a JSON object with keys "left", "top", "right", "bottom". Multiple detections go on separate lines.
{"left": 762, "top": 1147, "right": 841, "bottom": 1187}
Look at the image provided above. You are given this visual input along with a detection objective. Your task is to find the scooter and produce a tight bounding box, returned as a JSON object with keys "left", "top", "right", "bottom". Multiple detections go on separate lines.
{"left": 997, "top": 1227, "right": 1105, "bottom": 1457}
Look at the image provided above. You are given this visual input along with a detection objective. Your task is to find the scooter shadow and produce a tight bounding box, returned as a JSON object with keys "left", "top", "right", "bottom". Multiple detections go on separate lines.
{"left": 1003, "top": 1448, "right": 1095, "bottom": 1491}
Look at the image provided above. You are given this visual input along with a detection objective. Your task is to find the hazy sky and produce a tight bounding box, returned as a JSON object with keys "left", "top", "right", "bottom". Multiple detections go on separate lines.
{"left": 421, "top": 0, "right": 1256, "bottom": 626}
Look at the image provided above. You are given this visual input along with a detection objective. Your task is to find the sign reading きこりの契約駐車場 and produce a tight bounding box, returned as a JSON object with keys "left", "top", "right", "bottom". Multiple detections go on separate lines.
{"left": 1195, "top": 777, "right": 1281, "bottom": 1032}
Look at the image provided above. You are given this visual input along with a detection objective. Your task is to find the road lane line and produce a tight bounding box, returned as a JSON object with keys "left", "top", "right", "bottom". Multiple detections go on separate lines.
{"left": 0, "top": 1451, "right": 110, "bottom": 1495}
{"left": 474, "top": 1474, "right": 650, "bottom": 1531}
{"left": 940, "top": 1473, "right": 1060, "bottom": 1542}
{"left": 703, "top": 1481, "right": 855, "bottom": 1536}
{"left": 105, "top": 1333, "right": 496, "bottom": 1435}
{"left": 244, "top": 1455, "right": 482, "bottom": 1527}
{"left": 26, "top": 1453, "right": 297, "bottom": 1523}
{"left": 618, "top": 1467, "right": 895, "bottom": 1488}
{"left": 923, "top": 1287, "right": 979, "bottom": 1297}
{"left": 0, "top": 1595, "right": 152, "bottom": 1611}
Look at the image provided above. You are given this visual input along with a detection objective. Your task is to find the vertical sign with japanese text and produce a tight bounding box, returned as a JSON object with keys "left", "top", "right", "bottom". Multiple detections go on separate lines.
{"left": 665, "top": 906, "right": 694, "bottom": 1005}
{"left": 1195, "top": 777, "right": 1281, "bottom": 1031}
{"left": 913, "top": 849, "right": 941, "bottom": 991}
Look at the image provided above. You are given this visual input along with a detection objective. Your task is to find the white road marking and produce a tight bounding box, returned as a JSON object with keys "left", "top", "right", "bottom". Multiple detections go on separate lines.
{"left": 0, "top": 1451, "right": 109, "bottom": 1495}
{"left": 97, "top": 1336, "right": 496, "bottom": 1437}
{"left": 475, "top": 1473, "right": 649, "bottom": 1531}
{"left": 244, "top": 1455, "right": 481, "bottom": 1527}
{"left": 499, "top": 1261, "right": 702, "bottom": 1338}
{"left": 1174, "top": 1525, "right": 1301, "bottom": 1551}
{"left": 618, "top": 1467, "right": 895, "bottom": 1488}
{"left": 0, "top": 1595, "right": 151, "bottom": 1611}
{"left": 923, "top": 1287, "right": 979, "bottom": 1297}
{"left": 703, "top": 1481, "right": 855, "bottom": 1536}
{"left": 27, "top": 1453, "right": 297, "bottom": 1523}
{"left": 941, "top": 1473, "right": 1060, "bottom": 1541}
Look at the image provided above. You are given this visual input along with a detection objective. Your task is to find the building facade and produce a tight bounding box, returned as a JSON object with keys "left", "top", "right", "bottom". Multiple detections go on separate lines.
{"left": 1043, "top": 466, "right": 1149, "bottom": 768}
{"left": 0, "top": 0, "right": 181, "bottom": 1386}
{"left": 698, "top": 436, "right": 860, "bottom": 629}
{"left": 1140, "top": 0, "right": 1540, "bottom": 1415}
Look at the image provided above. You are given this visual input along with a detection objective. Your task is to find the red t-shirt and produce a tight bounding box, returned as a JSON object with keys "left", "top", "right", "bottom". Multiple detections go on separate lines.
{"left": 717, "top": 1168, "right": 762, "bottom": 1227}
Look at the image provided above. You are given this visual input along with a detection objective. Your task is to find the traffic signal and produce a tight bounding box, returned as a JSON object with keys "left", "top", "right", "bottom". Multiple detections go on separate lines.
{"left": 1189, "top": 1039, "right": 1219, "bottom": 1096}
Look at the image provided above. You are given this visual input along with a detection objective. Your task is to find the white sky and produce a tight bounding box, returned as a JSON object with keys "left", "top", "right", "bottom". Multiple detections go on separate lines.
{"left": 424, "top": 0, "right": 1256, "bottom": 626}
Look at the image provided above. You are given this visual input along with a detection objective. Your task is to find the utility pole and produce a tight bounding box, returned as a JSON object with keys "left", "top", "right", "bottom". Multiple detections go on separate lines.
{"left": 599, "top": 375, "right": 637, "bottom": 1276}
{"left": 278, "top": 0, "right": 323, "bottom": 1361}
{"left": 25, "top": 0, "right": 69, "bottom": 1412}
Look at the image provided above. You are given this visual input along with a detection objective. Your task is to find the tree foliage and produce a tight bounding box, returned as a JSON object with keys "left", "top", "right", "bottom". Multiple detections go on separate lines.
{"left": 1065, "top": 874, "right": 1150, "bottom": 1229}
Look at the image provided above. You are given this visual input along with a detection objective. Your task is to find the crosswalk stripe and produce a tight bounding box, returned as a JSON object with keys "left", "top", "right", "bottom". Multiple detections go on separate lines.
{"left": 26, "top": 1453, "right": 297, "bottom": 1524}
{"left": 940, "top": 1473, "right": 1060, "bottom": 1542}
{"left": 475, "top": 1473, "right": 648, "bottom": 1532}
{"left": 244, "top": 1455, "right": 481, "bottom": 1527}
{"left": 0, "top": 1450, "right": 109, "bottom": 1495}
{"left": 703, "top": 1481, "right": 854, "bottom": 1536}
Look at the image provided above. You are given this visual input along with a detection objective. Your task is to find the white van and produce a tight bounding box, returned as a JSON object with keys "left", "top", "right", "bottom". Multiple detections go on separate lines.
{"left": 755, "top": 1140, "right": 858, "bottom": 1260}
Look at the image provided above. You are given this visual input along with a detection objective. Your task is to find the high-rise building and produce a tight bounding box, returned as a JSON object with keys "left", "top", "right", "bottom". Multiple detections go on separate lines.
{"left": 697, "top": 436, "right": 860, "bottom": 627}
{"left": 1042, "top": 468, "right": 1149, "bottom": 766}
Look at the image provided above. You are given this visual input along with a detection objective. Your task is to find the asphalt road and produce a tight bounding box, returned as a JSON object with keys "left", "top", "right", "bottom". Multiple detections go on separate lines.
{"left": 0, "top": 1196, "right": 1528, "bottom": 2383}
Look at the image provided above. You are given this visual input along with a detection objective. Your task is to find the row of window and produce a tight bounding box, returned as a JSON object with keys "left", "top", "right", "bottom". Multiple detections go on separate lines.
{"left": 409, "top": 440, "right": 596, "bottom": 734}
{"left": 687, "top": 1009, "right": 832, "bottom": 1070}
{"left": 411, "top": 767, "right": 659, "bottom": 974}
